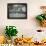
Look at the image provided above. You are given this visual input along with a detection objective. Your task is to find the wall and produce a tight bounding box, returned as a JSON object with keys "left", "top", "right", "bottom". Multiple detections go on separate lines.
{"left": 0, "top": 0, "right": 46, "bottom": 40}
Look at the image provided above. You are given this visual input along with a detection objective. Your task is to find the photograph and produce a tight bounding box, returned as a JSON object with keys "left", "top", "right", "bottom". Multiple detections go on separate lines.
{"left": 7, "top": 3, "right": 27, "bottom": 19}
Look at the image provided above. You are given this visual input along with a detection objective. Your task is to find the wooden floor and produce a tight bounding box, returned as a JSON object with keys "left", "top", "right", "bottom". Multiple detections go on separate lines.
{"left": 14, "top": 43, "right": 46, "bottom": 46}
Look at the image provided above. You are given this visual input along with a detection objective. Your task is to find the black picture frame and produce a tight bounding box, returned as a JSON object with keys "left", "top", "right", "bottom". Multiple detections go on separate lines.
{"left": 7, "top": 3, "right": 27, "bottom": 19}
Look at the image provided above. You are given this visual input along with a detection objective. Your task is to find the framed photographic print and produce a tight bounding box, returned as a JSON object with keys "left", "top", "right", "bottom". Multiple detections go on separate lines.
{"left": 7, "top": 3, "right": 27, "bottom": 19}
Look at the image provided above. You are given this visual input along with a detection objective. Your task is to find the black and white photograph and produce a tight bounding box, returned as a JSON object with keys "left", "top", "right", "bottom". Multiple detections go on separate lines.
{"left": 7, "top": 3, "right": 27, "bottom": 19}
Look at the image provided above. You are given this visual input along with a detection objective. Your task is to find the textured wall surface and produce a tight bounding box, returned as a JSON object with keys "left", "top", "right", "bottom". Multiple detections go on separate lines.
{"left": 0, "top": 0, "right": 46, "bottom": 42}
